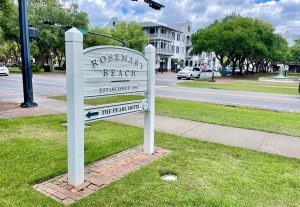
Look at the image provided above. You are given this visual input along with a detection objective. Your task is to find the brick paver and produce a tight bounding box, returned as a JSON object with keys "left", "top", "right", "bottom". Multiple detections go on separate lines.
{"left": 34, "top": 145, "right": 170, "bottom": 205}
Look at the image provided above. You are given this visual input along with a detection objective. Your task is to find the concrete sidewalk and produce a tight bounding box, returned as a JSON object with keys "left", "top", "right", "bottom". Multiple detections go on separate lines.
{"left": 1, "top": 97, "right": 300, "bottom": 159}
{"left": 108, "top": 112, "right": 300, "bottom": 159}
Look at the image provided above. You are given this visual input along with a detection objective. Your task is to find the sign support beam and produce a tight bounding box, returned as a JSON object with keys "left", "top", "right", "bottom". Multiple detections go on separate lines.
{"left": 144, "top": 45, "right": 156, "bottom": 154}
{"left": 65, "top": 28, "right": 85, "bottom": 186}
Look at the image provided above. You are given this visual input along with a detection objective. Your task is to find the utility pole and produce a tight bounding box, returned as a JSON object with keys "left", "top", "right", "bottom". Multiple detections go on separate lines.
{"left": 18, "top": 0, "right": 37, "bottom": 107}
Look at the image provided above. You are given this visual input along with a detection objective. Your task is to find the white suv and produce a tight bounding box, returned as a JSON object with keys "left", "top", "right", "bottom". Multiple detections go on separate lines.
{"left": 0, "top": 63, "right": 9, "bottom": 76}
{"left": 177, "top": 67, "right": 201, "bottom": 80}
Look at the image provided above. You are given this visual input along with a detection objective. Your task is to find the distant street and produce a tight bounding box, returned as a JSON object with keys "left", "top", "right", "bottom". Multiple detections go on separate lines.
{"left": 156, "top": 73, "right": 300, "bottom": 112}
{"left": 1, "top": 73, "right": 300, "bottom": 112}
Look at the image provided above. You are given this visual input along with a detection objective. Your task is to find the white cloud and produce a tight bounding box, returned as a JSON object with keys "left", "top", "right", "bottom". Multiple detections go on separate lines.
{"left": 68, "top": 0, "right": 300, "bottom": 43}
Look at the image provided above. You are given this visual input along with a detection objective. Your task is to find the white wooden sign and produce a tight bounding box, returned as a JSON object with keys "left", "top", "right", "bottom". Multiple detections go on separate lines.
{"left": 65, "top": 28, "right": 156, "bottom": 187}
{"left": 83, "top": 46, "right": 148, "bottom": 98}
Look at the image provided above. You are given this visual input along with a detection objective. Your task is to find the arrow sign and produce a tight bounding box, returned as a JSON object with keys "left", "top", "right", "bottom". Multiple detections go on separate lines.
{"left": 85, "top": 111, "right": 99, "bottom": 119}
{"left": 84, "top": 100, "right": 145, "bottom": 122}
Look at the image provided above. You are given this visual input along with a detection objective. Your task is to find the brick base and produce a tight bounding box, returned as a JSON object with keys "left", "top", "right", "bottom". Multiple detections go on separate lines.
{"left": 33, "top": 146, "right": 171, "bottom": 205}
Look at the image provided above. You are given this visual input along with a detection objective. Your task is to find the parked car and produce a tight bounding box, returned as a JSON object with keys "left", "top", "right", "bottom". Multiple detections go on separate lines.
{"left": 220, "top": 68, "right": 232, "bottom": 76}
{"left": 5, "top": 62, "right": 18, "bottom": 67}
{"left": 0, "top": 63, "right": 9, "bottom": 76}
{"left": 177, "top": 67, "right": 201, "bottom": 80}
{"left": 213, "top": 67, "right": 221, "bottom": 72}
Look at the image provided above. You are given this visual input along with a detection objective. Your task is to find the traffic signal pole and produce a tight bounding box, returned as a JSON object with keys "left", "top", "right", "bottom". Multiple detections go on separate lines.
{"left": 18, "top": 0, "right": 37, "bottom": 107}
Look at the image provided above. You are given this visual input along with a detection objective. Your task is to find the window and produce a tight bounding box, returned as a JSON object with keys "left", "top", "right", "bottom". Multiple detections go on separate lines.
{"left": 182, "top": 47, "right": 185, "bottom": 54}
{"left": 186, "top": 36, "right": 190, "bottom": 44}
{"left": 188, "top": 26, "right": 191, "bottom": 32}
{"left": 150, "top": 41, "right": 158, "bottom": 49}
{"left": 177, "top": 34, "right": 180, "bottom": 41}
{"left": 182, "top": 35, "right": 185, "bottom": 42}
{"left": 176, "top": 46, "right": 179, "bottom": 54}
{"left": 171, "top": 45, "right": 175, "bottom": 53}
{"left": 149, "top": 28, "right": 155, "bottom": 34}
{"left": 171, "top": 32, "right": 175, "bottom": 40}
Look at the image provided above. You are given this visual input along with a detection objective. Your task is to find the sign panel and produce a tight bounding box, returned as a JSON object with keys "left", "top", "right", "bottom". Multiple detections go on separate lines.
{"left": 83, "top": 46, "right": 148, "bottom": 98}
{"left": 84, "top": 100, "right": 147, "bottom": 122}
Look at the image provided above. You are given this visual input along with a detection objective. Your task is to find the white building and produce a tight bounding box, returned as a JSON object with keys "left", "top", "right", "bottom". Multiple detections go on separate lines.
{"left": 109, "top": 18, "right": 220, "bottom": 71}
{"left": 141, "top": 21, "right": 220, "bottom": 71}
{"left": 141, "top": 22, "right": 183, "bottom": 71}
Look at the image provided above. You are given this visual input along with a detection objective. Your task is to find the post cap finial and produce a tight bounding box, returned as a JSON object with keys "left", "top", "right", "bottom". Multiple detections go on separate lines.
{"left": 65, "top": 27, "right": 83, "bottom": 42}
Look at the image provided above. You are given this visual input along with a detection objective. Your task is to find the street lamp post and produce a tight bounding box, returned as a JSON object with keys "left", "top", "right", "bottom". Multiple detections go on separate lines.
{"left": 209, "top": 57, "right": 216, "bottom": 82}
{"left": 212, "top": 57, "right": 216, "bottom": 82}
{"left": 50, "top": 52, "right": 54, "bottom": 72}
{"left": 18, "top": 0, "right": 37, "bottom": 107}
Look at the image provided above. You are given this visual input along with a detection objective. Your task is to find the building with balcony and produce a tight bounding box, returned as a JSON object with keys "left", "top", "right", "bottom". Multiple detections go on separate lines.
{"left": 109, "top": 18, "right": 220, "bottom": 71}
{"left": 141, "top": 21, "right": 190, "bottom": 71}
{"left": 141, "top": 21, "right": 220, "bottom": 71}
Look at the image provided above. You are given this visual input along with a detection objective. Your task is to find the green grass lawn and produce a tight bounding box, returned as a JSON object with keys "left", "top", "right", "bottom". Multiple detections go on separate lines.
{"left": 288, "top": 73, "right": 300, "bottom": 79}
{"left": 8, "top": 67, "right": 23, "bottom": 74}
{"left": 0, "top": 115, "right": 299, "bottom": 206}
{"left": 219, "top": 73, "right": 299, "bottom": 81}
{"left": 155, "top": 98, "right": 300, "bottom": 137}
{"left": 51, "top": 95, "right": 300, "bottom": 137}
{"left": 178, "top": 81, "right": 299, "bottom": 95}
{"left": 8, "top": 67, "right": 66, "bottom": 75}
{"left": 233, "top": 80, "right": 298, "bottom": 87}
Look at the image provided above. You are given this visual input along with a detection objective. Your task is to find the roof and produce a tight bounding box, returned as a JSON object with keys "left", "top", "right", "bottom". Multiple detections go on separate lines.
{"left": 140, "top": 22, "right": 165, "bottom": 28}
{"left": 167, "top": 22, "right": 187, "bottom": 32}
{"left": 141, "top": 22, "right": 183, "bottom": 33}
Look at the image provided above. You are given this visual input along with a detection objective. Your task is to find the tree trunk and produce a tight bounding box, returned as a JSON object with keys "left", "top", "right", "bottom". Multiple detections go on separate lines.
{"left": 232, "top": 60, "right": 236, "bottom": 76}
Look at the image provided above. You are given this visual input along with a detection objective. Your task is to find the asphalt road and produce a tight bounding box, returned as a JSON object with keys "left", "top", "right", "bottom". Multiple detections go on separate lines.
{"left": 1, "top": 73, "right": 300, "bottom": 112}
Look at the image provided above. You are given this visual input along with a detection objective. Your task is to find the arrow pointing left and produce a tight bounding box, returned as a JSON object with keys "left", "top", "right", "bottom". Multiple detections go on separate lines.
{"left": 86, "top": 111, "right": 99, "bottom": 119}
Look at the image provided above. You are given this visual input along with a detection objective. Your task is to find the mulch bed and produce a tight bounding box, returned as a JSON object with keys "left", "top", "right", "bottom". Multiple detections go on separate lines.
{"left": 0, "top": 101, "right": 60, "bottom": 118}
{"left": 0, "top": 102, "right": 21, "bottom": 111}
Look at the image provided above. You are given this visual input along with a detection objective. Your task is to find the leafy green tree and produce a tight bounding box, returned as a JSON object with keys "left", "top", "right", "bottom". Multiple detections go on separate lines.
{"left": 290, "top": 39, "right": 300, "bottom": 63}
{"left": 84, "top": 27, "right": 117, "bottom": 48}
{"left": 191, "top": 15, "right": 288, "bottom": 76}
{"left": 0, "top": 41, "right": 20, "bottom": 62}
{"left": 28, "top": 0, "right": 88, "bottom": 67}
{"left": 111, "top": 21, "right": 149, "bottom": 52}
{"left": 191, "top": 15, "right": 243, "bottom": 74}
{"left": 0, "top": 0, "right": 12, "bottom": 13}
{"left": 0, "top": 3, "right": 20, "bottom": 56}
{"left": 0, "top": 0, "right": 88, "bottom": 68}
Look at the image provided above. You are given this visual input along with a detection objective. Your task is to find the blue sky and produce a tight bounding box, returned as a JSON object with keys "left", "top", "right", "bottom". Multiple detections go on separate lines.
{"left": 65, "top": 0, "right": 300, "bottom": 44}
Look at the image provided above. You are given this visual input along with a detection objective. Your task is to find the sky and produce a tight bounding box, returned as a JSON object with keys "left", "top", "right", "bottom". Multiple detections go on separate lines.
{"left": 65, "top": 0, "right": 300, "bottom": 45}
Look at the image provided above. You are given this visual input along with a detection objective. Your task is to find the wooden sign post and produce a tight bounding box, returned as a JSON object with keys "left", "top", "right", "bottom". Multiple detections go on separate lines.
{"left": 65, "top": 28, "right": 156, "bottom": 187}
